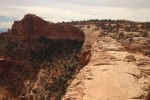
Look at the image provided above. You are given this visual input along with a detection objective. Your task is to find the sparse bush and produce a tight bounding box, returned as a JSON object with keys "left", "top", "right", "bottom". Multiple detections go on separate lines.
{"left": 144, "top": 50, "right": 150, "bottom": 56}
{"left": 87, "top": 25, "right": 90, "bottom": 28}
{"left": 124, "top": 55, "right": 136, "bottom": 62}
{"left": 118, "top": 32, "right": 124, "bottom": 39}
{"left": 142, "top": 31, "right": 149, "bottom": 37}
{"left": 85, "top": 44, "right": 91, "bottom": 49}
{"left": 68, "top": 60, "right": 77, "bottom": 73}
{"left": 32, "top": 89, "right": 37, "bottom": 94}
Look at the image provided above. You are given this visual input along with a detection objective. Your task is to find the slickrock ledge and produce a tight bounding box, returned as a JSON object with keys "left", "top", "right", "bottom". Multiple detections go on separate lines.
{"left": 63, "top": 37, "right": 150, "bottom": 100}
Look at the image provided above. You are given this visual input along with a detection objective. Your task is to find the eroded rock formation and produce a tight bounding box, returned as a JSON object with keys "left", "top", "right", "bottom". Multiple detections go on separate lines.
{"left": 62, "top": 20, "right": 150, "bottom": 100}
{"left": 11, "top": 14, "right": 84, "bottom": 41}
{"left": 63, "top": 37, "right": 150, "bottom": 100}
{"left": 0, "top": 14, "right": 85, "bottom": 99}
{"left": 1, "top": 15, "right": 150, "bottom": 100}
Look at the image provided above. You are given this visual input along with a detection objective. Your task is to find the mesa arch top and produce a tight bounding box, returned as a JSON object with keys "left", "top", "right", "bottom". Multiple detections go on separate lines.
{"left": 11, "top": 14, "right": 85, "bottom": 41}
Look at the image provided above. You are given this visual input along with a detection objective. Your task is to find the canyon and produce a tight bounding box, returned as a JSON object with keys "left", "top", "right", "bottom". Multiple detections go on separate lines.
{"left": 11, "top": 14, "right": 84, "bottom": 41}
{"left": 0, "top": 14, "right": 84, "bottom": 100}
{"left": 0, "top": 14, "right": 150, "bottom": 100}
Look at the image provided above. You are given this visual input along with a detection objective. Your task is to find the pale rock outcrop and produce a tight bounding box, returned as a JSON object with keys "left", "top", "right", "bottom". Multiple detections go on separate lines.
{"left": 81, "top": 25, "right": 101, "bottom": 44}
{"left": 121, "top": 37, "right": 150, "bottom": 51}
{"left": 63, "top": 37, "right": 150, "bottom": 100}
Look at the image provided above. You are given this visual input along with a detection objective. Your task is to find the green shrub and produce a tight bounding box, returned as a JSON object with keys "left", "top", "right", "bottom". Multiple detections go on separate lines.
{"left": 142, "top": 31, "right": 149, "bottom": 37}
{"left": 144, "top": 50, "right": 150, "bottom": 56}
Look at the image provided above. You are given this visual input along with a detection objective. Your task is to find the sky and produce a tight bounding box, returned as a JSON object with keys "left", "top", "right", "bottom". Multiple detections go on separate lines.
{"left": 0, "top": 0, "right": 150, "bottom": 30}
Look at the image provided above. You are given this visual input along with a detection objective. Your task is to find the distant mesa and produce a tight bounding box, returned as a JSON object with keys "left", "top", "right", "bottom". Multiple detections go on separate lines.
{"left": 11, "top": 14, "right": 85, "bottom": 41}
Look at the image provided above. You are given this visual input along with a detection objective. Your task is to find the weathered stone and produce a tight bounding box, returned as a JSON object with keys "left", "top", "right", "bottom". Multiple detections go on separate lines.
{"left": 11, "top": 14, "right": 85, "bottom": 41}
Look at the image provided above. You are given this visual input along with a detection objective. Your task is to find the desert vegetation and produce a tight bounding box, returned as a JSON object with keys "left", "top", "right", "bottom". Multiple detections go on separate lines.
{"left": 0, "top": 34, "right": 83, "bottom": 99}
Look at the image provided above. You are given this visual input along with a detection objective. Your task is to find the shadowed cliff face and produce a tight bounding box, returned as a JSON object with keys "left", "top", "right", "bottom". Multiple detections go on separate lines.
{"left": 0, "top": 14, "right": 85, "bottom": 99}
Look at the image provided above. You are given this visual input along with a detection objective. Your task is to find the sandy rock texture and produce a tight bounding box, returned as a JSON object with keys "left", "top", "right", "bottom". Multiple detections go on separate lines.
{"left": 63, "top": 37, "right": 150, "bottom": 100}
{"left": 11, "top": 14, "right": 84, "bottom": 41}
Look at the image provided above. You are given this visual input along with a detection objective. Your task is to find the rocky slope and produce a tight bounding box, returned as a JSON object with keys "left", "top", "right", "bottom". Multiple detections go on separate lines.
{"left": 0, "top": 14, "right": 85, "bottom": 100}
{"left": 0, "top": 58, "right": 31, "bottom": 99}
{"left": 0, "top": 16, "right": 150, "bottom": 100}
{"left": 74, "top": 20, "right": 150, "bottom": 53}
{"left": 63, "top": 20, "right": 150, "bottom": 100}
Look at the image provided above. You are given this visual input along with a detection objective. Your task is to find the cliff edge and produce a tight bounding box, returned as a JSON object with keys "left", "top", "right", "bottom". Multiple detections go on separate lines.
{"left": 63, "top": 37, "right": 150, "bottom": 100}
{"left": 11, "top": 14, "right": 84, "bottom": 41}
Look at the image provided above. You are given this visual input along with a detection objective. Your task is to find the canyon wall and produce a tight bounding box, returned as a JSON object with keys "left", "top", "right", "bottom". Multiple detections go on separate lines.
{"left": 11, "top": 14, "right": 84, "bottom": 41}
{"left": 0, "top": 14, "right": 85, "bottom": 99}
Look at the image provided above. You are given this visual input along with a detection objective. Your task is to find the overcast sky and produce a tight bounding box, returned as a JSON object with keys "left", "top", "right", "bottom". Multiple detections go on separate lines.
{"left": 0, "top": 0, "right": 150, "bottom": 29}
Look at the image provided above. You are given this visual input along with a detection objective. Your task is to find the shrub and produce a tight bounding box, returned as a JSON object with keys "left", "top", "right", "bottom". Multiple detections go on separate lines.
{"left": 32, "top": 89, "right": 37, "bottom": 94}
{"left": 124, "top": 55, "right": 136, "bottom": 62}
{"left": 142, "top": 31, "right": 149, "bottom": 37}
{"left": 144, "top": 50, "right": 150, "bottom": 56}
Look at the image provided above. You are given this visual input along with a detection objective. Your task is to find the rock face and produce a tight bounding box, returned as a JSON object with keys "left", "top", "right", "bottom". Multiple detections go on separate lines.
{"left": 11, "top": 14, "right": 84, "bottom": 41}
{"left": 0, "top": 14, "right": 85, "bottom": 99}
{"left": 63, "top": 37, "right": 150, "bottom": 100}
{"left": 62, "top": 20, "right": 150, "bottom": 100}
{"left": 1, "top": 16, "right": 150, "bottom": 100}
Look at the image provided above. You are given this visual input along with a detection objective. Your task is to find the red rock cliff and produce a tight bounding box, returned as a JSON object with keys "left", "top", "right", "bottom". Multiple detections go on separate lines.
{"left": 11, "top": 14, "right": 84, "bottom": 41}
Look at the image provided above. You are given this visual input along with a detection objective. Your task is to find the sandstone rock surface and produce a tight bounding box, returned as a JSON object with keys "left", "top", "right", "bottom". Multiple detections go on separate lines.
{"left": 63, "top": 37, "right": 150, "bottom": 100}
{"left": 11, "top": 14, "right": 84, "bottom": 41}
